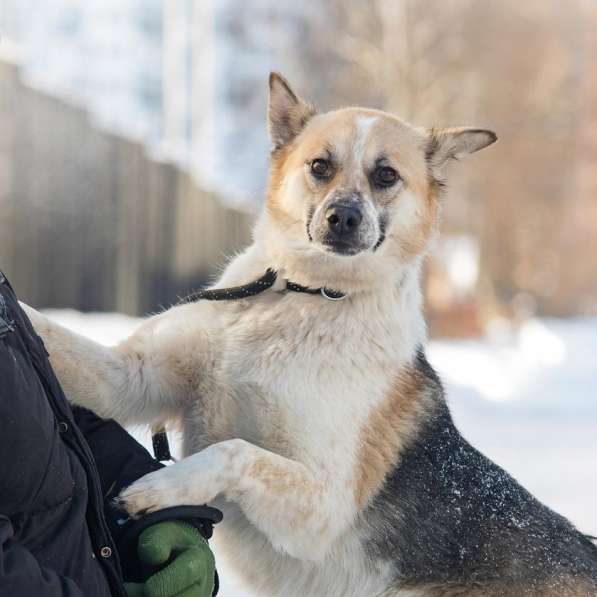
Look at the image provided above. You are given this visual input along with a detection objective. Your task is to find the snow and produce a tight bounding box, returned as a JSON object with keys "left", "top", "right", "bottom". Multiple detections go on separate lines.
{"left": 42, "top": 309, "right": 143, "bottom": 345}
{"left": 42, "top": 309, "right": 597, "bottom": 596}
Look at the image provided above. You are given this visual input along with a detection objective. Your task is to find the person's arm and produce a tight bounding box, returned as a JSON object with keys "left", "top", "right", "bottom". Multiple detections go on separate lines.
{"left": 72, "top": 407, "right": 164, "bottom": 549}
{"left": 0, "top": 516, "right": 86, "bottom": 597}
{"left": 74, "top": 408, "right": 219, "bottom": 595}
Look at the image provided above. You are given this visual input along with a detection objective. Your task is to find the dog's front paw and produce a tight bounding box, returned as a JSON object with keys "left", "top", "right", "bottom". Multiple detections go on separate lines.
{"left": 117, "top": 468, "right": 179, "bottom": 517}
{"left": 117, "top": 457, "right": 225, "bottom": 517}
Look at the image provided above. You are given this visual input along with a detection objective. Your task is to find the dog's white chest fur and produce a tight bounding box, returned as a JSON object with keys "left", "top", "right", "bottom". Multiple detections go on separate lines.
{"left": 182, "top": 282, "right": 417, "bottom": 453}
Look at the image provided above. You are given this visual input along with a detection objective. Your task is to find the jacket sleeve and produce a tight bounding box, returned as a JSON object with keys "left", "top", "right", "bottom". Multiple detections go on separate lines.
{"left": 0, "top": 516, "right": 86, "bottom": 597}
{"left": 72, "top": 407, "right": 164, "bottom": 546}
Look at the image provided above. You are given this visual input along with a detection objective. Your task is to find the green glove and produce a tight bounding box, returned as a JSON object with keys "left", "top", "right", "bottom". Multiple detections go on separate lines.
{"left": 124, "top": 521, "right": 215, "bottom": 597}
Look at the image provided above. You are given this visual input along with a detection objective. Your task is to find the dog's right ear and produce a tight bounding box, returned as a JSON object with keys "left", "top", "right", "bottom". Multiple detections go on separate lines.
{"left": 425, "top": 127, "right": 497, "bottom": 172}
{"left": 268, "top": 73, "right": 316, "bottom": 151}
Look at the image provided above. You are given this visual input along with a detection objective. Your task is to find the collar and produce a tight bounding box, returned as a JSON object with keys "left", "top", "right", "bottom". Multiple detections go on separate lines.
{"left": 180, "top": 268, "right": 346, "bottom": 304}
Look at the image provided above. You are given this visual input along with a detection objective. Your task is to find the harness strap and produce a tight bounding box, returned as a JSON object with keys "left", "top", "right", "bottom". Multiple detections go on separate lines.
{"left": 285, "top": 279, "right": 345, "bottom": 300}
{"left": 151, "top": 426, "right": 173, "bottom": 462}
{"left": 180, "top": 268, "right": 278, "bottom": 304}
{"left": 179, "top": 268, "right": 346, "bottom": 304}
{"left": 153, "top": 268, "right": 346, "bottom": 461}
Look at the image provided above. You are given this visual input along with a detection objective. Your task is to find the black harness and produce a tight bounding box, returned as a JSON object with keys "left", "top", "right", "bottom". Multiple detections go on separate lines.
{"left": 180, "top": 268, "right": 346, "bottom": 304}
{"left": 151, "top": 268, "right": 346, "bottom": 461}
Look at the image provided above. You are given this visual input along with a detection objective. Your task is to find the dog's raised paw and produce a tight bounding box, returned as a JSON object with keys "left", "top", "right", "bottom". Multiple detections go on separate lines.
{"left": 117, "top": 469, "right": 181, "bottom": 517}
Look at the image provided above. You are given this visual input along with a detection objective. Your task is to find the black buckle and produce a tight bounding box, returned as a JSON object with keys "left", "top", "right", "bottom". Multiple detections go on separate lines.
{"left": 151, "top": 427, "right": 173, "bottom": 462}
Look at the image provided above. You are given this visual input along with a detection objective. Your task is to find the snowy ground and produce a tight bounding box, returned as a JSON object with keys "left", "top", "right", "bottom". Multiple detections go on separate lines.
{"left": 43, "top": 310, "right": 597, "bottom": 597}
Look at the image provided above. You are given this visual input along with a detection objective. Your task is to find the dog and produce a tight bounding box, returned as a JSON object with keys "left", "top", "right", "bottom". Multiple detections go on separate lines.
{"left": 24, "top": 73, "right": 597, "bottom": 596}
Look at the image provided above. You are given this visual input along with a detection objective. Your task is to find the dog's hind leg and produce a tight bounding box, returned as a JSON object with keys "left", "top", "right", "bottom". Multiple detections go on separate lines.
{"left": 119, "top": 438, "right": 355, "bottom": 562}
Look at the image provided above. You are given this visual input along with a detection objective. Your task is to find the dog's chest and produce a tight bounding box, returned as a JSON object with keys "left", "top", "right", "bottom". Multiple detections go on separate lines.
{"left": 210, "top": 296, "right": 405, "bottom": 449}
{"left": 224, "top": 296, "right": 396, "bottom": 388}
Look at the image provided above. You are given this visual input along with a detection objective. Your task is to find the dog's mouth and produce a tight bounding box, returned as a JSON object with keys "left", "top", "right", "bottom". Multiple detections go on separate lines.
{"left": 320, "top": 236, "right": 368, "bottom": 256}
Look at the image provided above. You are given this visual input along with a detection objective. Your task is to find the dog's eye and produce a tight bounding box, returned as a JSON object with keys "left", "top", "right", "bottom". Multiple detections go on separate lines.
{"left": 310, "top": 159, "right": 332, "bottom": 179}
{"left": 373, "top": 166, "right": 400, "bottom": 188}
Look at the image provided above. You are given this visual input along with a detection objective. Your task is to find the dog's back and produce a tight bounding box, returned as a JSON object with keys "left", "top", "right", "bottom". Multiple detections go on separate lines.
{"left": 360, "top": 351, "right": 597, "bottom": 596}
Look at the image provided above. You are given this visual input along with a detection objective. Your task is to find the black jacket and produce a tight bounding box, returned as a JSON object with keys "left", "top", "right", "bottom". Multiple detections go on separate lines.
{"left": 0, "top": 271, "right": 164, "bottom": 597}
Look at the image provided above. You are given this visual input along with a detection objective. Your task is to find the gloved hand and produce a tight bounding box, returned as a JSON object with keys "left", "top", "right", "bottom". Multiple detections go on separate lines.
{"left": 124, "top": 521, "right": 215, "bottom": 597}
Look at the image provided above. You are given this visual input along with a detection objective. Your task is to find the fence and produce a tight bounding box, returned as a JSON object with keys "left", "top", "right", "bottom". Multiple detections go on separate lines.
{"left": 0, "top": 59, "right": 253, "bottom": 315}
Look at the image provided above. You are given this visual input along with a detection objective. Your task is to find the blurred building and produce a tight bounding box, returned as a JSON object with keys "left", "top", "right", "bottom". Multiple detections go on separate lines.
{"left": 161, "top": 0, "right": 304, "bottom": 206}
{"left": 161, "top": 0, "right": 330, "bottom": 206}
{"left": 2, "top": 0, "right": 163, "bottom": 141}
{"left": 2, "top": 0, "right": 321, "bottom": 207}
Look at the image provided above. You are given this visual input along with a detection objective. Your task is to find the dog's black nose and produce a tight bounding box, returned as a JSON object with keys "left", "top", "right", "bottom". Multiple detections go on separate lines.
{"left": 325, "top": 204, "right": 363, "bottom": 236}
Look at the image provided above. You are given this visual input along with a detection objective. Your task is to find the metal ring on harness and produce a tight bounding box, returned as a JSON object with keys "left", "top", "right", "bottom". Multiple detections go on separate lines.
{"left": 320, "top": 287, "right": 346, "bottom": 301}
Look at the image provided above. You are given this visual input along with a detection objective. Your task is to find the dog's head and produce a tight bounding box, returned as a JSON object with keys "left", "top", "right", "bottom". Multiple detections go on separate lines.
{"left": 260, "top": 73, "right": 496, "bottom": 291}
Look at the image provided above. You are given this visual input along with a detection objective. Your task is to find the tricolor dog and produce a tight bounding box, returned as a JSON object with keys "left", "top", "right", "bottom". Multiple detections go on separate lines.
{"left": 24, "top": 74, "right": 597, "bottom": 596}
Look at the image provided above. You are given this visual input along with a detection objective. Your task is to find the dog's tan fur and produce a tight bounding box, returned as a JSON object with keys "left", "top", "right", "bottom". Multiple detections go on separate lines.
{"left": 22, "top": 74, "right": 507, "bottom": 596}
{"left": 356, "top": 365, "right": 435, "bottom": 509}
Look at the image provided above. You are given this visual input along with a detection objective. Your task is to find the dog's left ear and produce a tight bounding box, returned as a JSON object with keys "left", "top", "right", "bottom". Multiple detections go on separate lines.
{"left": 268, "top": 72, "right": 316, "bottom": 150}
{"left": 426, "top": 127, "right": 497, "bottom": 171}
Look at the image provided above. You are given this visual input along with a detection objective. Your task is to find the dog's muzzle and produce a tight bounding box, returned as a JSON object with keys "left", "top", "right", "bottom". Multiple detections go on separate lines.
{"left": 326, "top": 203, "right": 362, "bottom": 236}
{"left": 310, "top": 194, "right": 380, "bottom": 256}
